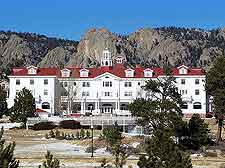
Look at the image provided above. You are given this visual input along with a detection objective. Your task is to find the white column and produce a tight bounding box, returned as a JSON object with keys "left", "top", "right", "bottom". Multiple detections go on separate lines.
{"left": 81, "top": 101, "right": 84, "bottom": 115}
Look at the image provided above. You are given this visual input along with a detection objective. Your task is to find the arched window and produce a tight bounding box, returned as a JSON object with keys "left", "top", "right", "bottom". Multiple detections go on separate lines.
{"left": 120, "top": 104, "right": 128, "bottom": 110}
{"left": 193, "top": 102, "right": 202, "bottom": 109}
{"left": 181, "top": 102, "right": 188, "bottom": 109}
{"left": 87, "top": 104, "right": 94, "bottom": 111}
{"left": 105, "top": 61, "right": 108, "bottom": 66}
{"left": 42, "top": 102, "right": 50, "bottom": 109}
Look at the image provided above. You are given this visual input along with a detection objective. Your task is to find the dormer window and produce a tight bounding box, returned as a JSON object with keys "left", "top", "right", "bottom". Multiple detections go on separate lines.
{"left": 80, "top": 68, "right": 89, "bottom": 77}
{"left": 177, "top": 65, "right": 188, "bottom": 75}
{"left": 115, "top": 55, "right": 125, "bottom": 64}
{"left": 61, "top": 68, "right": 71, "bottom": 77}
{"left": 27, "top": 66, "right": 38, "bottom": 75}
{"left": 144, "top": 68, "right": 153, "bottom": 77}
{"left": 125, "top": 69, "right": 134, "bottom": 77}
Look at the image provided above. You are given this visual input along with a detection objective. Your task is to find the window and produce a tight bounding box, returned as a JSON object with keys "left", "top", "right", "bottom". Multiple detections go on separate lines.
{"left": 80, "top": 69, "right": 89, "bottom": 77}
{"left": 193, "top": 102, "right": 202, "bottom": 109}
{"left": 74, "top": 82, "right": 76, "bottom": 86}
{"left": 103, "top": 81, "right": 112, "bottom": 87}
{"left": 61, "top": 69, "right": 71, "bottom": 77}
{"left": 104, "top": 92, "right": 112, "bottom": 97}
{"left": 125, "top": 82, "right": 132, "bottom": 87}
{"left": 181, "top": 79, "right": 185, "bottom": 85}
{"left": 44, "top": 79, "right": 48, "bottom": 85}
{"left": 44, "top": 89, "right": 48, "bottom": 96}
{"left": 64, "top": 82, "right": 68, "bottom": 87}
{"left": 82, "top": 91, "right": 89, "bottom": 97}
{"left": 16, "top": 79, "right": 20, "bottom": 85}
{"left": 144, "top": 69, "right": 153, "bottom": 77}
{"left": 124, "top": 91, "right": 132, "bottom": 96}
{"left": 16, "top": 90, "right": 20, "bottom": 95}
{"left": 1, "top": 84, "right": 5, "bottom": 89}
{"left": 138, "top": 82, "right": 140, "bottom": 86}
{"left": 27, "top": 67, "right": 37, "bottom": 75}
{"left": 125, "top": 69, "right": 134, "bottom": 77}
{"left": 60, "top": 82, "right": 63, "bottom": 87}
{"left": 30, "top": 79, "right": 34, "bottom": 85}
{"left": 181, "top": 102, "right": 188, "bottom": 109}
{"left": 42, "top": 102, "right": 50, "bottom": 109}
{"left": 180, "top": 90, "right": 187, "bottom": 95}
{"left": 195, "top": 89, "right": 200, "bottom": 95}
{"left": 82, "top": 82, "right": 90, "bottom": 87}
{"left": 120, "top": 104, "right": 128, "bottom": 110}
{"left": 195, "top": 79, "right": 199, "bottom": 84}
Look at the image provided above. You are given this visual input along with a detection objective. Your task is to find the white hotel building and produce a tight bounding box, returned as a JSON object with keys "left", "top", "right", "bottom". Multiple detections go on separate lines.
{"left": 8, "top": 49, "right": 207, "bottom": 117}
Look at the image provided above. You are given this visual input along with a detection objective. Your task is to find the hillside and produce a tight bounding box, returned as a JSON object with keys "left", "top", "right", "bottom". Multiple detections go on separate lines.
{"left": 0, "top": 27, "right": 225, "bottom": 74}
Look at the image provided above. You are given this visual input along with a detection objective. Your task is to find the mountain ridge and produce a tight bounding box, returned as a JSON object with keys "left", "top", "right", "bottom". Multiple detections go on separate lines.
{"left": 0, "top": 27, "right": 224, "bottom": 74}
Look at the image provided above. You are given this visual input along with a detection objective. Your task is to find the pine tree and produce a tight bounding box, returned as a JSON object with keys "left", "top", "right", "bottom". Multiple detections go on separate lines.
{"left": 129, "top": 67, "right": 184, "bottom": 133}
{"left": 86, "top": 130, "right": 90, "bottom": 138}
{"left": 42, "top": 151, "right": 60, "bottom": 168}
{"left": 129, "top": 67, "right": 193, "bottom": 167}
{"left": 206, "top": 56, "right": 225, "bottom": 142}
{"left": 0, "top": 127, "right": 19, "bottom": 168}
{"left": 188, "top": 114, "right": 209, "bottom": 150}
{"left": 10, "top": 88, "right": 35, "bottom": 127}
{"left": 0, "top": 85, "right": 8, "bottom": 118}
{"left": 80, "top": 128, "right": 85, "bottom": 139}
{"left": 137, "top": 129, "right": 192, "bottom": 168}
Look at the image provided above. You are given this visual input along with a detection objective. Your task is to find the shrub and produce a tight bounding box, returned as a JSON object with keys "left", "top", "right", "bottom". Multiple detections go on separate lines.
{"left": 59, "top": 120, "right": 81, "bottom": 129}
{"left": 45, "top": 133, "right": 49, "bottom": 139}
{"left": 76, "top": 131, "right": 80, "bottom": 139}
{"left": 80, "top": 128, "right": 85, "bottom": 139}
{"left": 32, "top": 121, "right": 57, "bottom": 130}
{"left": 85, "top": 146, "right": 98, "bottom": 153}
{"left": 204, "top": 151, "right": 217, "bottom": 157}
{"left": 49, "top": 130, "right": 55, "bottom": 138}
{"left": 86, "top": 130, "right": 90, "bottom": 138}
{"left": 55, "top": 129, "right": 60, "bottom": 138}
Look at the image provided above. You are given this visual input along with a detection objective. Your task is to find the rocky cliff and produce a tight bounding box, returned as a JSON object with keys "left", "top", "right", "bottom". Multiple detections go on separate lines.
{"left": 0, "top": 27, "right": 224, "bottom": 74}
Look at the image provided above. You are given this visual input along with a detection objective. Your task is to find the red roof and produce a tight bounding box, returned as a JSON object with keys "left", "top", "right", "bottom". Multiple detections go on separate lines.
{"left": 10, "top": 64, "right": 205, "bottom": 78}
{"left": 36, "top": 108, "right": 47, "bottom": 113}
{"left": 11, "top": 67, "right": 60, "bottom": 76}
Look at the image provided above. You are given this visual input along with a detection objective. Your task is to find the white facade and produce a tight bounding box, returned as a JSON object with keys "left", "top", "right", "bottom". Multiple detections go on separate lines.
{"left": 8, "top": 49, "right": 207, "bottom": 117}
{"left": 8, "top": 67, "right": 60, "bottom": 115}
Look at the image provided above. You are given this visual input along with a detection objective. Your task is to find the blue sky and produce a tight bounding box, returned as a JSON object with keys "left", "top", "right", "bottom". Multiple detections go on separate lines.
{"left": 0, "top": 0, "right": 224, "bottom": 40}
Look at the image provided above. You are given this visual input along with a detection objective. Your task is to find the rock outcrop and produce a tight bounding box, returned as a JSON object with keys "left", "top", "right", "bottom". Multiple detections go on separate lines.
{"left": 0, "top": 26, "right": 225, "bottom": 74}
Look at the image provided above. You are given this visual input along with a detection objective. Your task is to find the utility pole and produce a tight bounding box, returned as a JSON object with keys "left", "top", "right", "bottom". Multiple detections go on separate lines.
{"left": 91, "top": 112, "right": 94, "bottom": 157}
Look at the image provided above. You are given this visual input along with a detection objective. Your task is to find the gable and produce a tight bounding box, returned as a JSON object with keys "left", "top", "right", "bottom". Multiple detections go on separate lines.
{"left": 61, "top": 68, "right": 71, "bottom": 77}
{"left": 27, "top": 65, "right": 38, "bottom": 75}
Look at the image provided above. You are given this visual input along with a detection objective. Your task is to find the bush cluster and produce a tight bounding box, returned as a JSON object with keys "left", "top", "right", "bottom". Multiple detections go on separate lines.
{"left": 32, "top": 121, "right": 57, "bottom": 130}
{"left": 59, "top": 120, "right": 81, "bottom": 129}
{"left": 45, "top": 128, "right": 91, "bottom": 141}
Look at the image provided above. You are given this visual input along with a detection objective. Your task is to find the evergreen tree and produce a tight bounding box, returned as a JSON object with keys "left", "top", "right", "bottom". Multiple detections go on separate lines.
{"left": 0, "top": 127, "right": 19, "bottom": 168}
{"left": 129, "top": 67, "right": 193, "bottom": 167}
{"left": 80, "top": 128, "right": 85, "bottom": 139}
{"left": 188, "top": 114, "right": 209, "bottom": 149}
{"left": 0, "top": 86, "right": 8, "bottom": 118}
{"left": 178, "top": 114, "right": 209, "bottom": 150}
{"left": 129, "top": 67, "right": 183, "bottom": 134}
{"left": 10, "top": 88, "right": 35, "bottom": 127}
{"left": 86, "top": 130, "right": 90, "bottom": 138}
{"left": 137, "top": 129, "right": 192, "bottom": 168}
{"left": 206, "top": 56, "right": 225, "bottom": 142}
{"left": 42, "top": 151, "right": 60, "bottom": 168}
